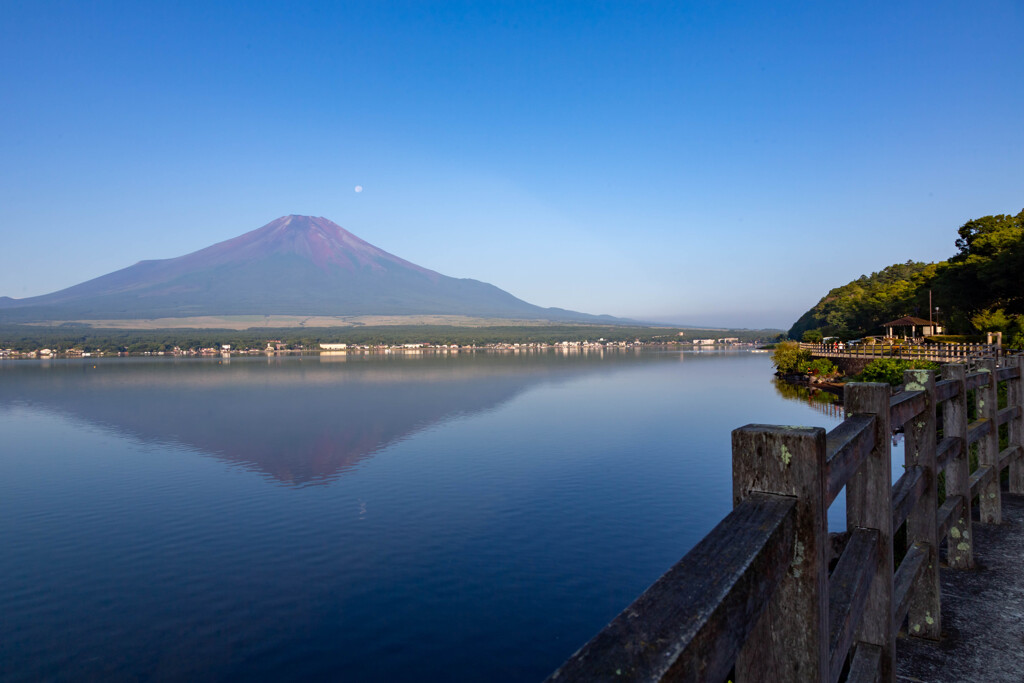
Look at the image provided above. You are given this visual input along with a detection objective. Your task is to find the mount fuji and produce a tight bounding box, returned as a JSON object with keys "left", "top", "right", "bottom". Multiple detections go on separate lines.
{"left": 0, "top": 215, "right": 621, "bottom": 324}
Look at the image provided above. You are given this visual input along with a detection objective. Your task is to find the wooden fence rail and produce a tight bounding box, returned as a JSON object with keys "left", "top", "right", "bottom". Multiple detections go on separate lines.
{"left": 547, "top": 355, "right": 1024, "bottom": 683}
{"left": 798, "top": 341, "right": 1005, "bottom": 362}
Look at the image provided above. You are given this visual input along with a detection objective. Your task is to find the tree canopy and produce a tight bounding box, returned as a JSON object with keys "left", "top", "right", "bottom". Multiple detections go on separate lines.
{"left": 939, "top": 210, "right": 1024, "bottom": 319}
{"left": 788, "top": 261, "right": 939, "bottom": 340}
{"left": 788, "top": 209, "right": 1024, "bottom": 345}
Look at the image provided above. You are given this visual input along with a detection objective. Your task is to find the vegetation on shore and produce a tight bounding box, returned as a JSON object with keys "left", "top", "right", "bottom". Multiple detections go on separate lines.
{"left": 788, "top": 209, "right": 1024, "bottom": 345}
{"left": 770, "top": 341, "right": 839, "bottom": 378}
{"left": 856, "top": 358, "right": 940, "bottom": 385}
{"left": 772, "top": 341, "right": 941, "bottom": 386}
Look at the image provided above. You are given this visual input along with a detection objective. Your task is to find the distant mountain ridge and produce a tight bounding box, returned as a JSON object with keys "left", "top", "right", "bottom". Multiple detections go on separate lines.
{"left": 0, "top": 215, "right": 622, "bottom": 324}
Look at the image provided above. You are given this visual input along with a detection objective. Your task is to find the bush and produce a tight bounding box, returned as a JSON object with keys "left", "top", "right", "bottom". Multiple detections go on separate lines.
{"left": 799, "top": 358, "right": 838, "bottom": 377}
{"left": 801, "top": 329, "right": 823, "bottom": 343}
{"left": 771, "top": 341, "right": 811, "bottom": 374}
{"left": 857, "top": 358, "right": 940, "bottom": 385}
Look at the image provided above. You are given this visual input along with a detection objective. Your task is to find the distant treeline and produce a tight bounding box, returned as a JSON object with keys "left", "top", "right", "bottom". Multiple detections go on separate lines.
{"left": 0, "top": 324, "right": 776, "bottom": 353}
{"left": 789, "top": 209, "right": 1024, "bottom": 345}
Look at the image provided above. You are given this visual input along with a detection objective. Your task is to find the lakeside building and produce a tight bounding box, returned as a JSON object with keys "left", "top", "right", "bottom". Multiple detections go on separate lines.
{"left": 883, "top": 316, "right": 943, "bottom": 338}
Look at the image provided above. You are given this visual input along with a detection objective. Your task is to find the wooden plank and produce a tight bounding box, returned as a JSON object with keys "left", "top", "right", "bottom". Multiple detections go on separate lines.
{"left": 965, "top": 371, "right": 989, "bottom": 391}
{"left": 844, "top": 383, "right": 895, "bottom": 683}
{"left": 1010, "top": 357, "right": 1024, "bottom": 494}
{"left": 890, "top": 466, "right": 924, "bottom": 531}
{"left": 941, "top": 364, "right": 973, "bottom": 568}
{"left": 934, "top": 378, "right": 960, "bottom": 403}
{"left": 733, "top": 425, "right": 829, "bottom": 683}
{"left": 828, "top": 528, "right": 880, "bottom": 683}
{"left": 995, "top": 365, "right": 1020, "bottom": 382}
{"left": 935, "top": 436, "right": 961, "bottom": 473}
{"left": 997, "top": 405, "right": 1022, "bottom": 427}
{"left": 846, "top": 643, "right": 882, "bottom": 683}
{"left": 967, "top": 418, "right": 992, "bottom": 445}
{"left": 977, "top": 361, "right": 1001, "bottom": 524}
{"left": 901, "top": 368, "right": 940, "bottom": 640}
{"left": 826, "top": 415, "right": 876, "bottom": 505}
{"left": 969, "top": 465, "right": 995, "bottom": 500}
{"left": 997, "top": 445, "right": 1022, "bottom": 472}
{"left": 889, "top": 390, "right": 927, "bottom": 430}
{"left": 936, "top": 496, "right": 964, "bottom": 543}
{"left": 545, "top": 493, "right": 796, "bottom": 683}
{"left": 892, "top": 543, "right": 927, "bottom": 633}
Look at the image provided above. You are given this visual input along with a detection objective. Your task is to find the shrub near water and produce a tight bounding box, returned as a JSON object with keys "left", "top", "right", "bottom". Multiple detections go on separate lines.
{"left": 771, "top": 341, "right": 812, "bottom": 374}
{"left": 857, "top": 358, "right": 940, "bottom": 385}
{"left": 800, "top": 358, "right": 839, "bottom": 377}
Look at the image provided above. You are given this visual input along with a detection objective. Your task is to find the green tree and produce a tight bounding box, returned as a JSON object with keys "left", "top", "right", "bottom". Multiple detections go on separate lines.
{"left": 937, "top": 209, "right": 1024, "bottom": 320}
{"left": 788, "top": 261, "right": 939, "bottom": 340}
{"left": 790, "top": 208, "right": 1024, "bottom": 338}
{"left": 771, "top": 341, "right": 811, "bottom": 374}
{"left": 801, "top": 329, "right": 823, "bottom": 343}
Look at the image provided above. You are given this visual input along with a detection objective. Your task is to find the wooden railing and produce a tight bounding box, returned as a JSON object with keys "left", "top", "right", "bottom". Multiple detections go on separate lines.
{"left": 547, "top": 356, "right": 1024, "bottom": 682}
{"left": 799, "top": 341, "right": 1004, "bottom": 362}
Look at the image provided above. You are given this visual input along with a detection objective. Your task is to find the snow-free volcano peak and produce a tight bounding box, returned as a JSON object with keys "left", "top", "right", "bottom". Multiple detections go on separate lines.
{"left": 189, "top": 215, "right": 434, "bottom": 274}
{"left": 0, "top": 215, "right": 621, "bottom": 324}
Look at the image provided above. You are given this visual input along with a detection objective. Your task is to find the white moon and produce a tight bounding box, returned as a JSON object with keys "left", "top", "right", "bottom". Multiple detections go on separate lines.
{"left": 354, "top": 185, "right": 363, "bottom": 193}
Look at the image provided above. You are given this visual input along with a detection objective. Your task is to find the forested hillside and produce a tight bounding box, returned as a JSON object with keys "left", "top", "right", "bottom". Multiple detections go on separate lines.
{"left": 789, "top": 209, "right": 1024, "bottom": 345}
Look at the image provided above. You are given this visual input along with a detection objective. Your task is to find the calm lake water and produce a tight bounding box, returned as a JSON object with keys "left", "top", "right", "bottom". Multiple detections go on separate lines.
{"left": 1, "top": 350, "right": 855, "bottom": 682}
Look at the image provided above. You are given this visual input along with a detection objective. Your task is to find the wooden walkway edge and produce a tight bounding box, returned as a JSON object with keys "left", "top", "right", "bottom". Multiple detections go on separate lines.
{"left": 896, "top": 490, "right": 1024, "bottom": 683}
{"left": 547, "top": 354, "right": 1024, "bottom": 683}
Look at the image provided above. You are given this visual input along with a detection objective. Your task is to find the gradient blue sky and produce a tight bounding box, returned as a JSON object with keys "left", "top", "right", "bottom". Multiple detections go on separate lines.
{"left": 2, "top": 1, "right": 1022, "bottom": 328}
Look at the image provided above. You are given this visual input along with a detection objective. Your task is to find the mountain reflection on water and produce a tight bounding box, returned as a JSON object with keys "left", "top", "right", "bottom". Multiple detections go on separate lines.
{"left": 1, "top": 350, "right": 859, "bottom": 682}
{"left": 0, "top": 351, "right": 673, "bottom": 485}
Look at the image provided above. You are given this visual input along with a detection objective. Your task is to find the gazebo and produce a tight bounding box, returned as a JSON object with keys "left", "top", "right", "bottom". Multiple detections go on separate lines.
{"left": 883, "top": 316, "right": 941, "bottom": 339}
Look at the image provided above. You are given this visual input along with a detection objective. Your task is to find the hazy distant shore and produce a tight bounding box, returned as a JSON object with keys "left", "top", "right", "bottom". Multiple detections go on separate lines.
{"left": 0, "top": 321, "right": 779, "bottom": 358}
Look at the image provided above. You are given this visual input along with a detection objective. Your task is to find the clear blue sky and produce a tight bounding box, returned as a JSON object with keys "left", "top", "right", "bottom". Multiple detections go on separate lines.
{"left": 2, "top": 1, "right": 1022, "bottom": 328}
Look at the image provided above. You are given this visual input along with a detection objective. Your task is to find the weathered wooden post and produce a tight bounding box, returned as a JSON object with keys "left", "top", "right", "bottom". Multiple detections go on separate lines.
{"left": 977, "top": 359, "right": 1001, "bottom": 524}
{"left": 845, "top": 383, "right": 895, "bottom": 681}
{"left": 732, "top": 425, "right": 829, "bottom": 682}
{"left": 903, "top": 369, "right": 940, "bottom": 640}
{"left": 942, "top": 363, "right": 973, "bottom": 568}
{"left": 1011, "top": 356, "right": 1024, "bottom": 494}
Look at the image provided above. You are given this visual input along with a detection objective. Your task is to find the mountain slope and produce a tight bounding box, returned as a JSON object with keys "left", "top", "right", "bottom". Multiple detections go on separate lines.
{"left": 787, "top": 261, "right": 940, "bottom": 339}
{"left": 0, "top": 215, "right": 618, "bottom": 324}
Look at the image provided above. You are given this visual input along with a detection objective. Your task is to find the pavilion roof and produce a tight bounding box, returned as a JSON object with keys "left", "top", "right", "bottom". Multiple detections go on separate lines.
{"left": 883, "top": 316, "right": 933, "bottom": 327}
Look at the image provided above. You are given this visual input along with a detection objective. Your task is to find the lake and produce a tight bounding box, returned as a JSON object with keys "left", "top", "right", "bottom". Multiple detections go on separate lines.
{"left": 1, "top": 349, "right": 855, "bottom": 682}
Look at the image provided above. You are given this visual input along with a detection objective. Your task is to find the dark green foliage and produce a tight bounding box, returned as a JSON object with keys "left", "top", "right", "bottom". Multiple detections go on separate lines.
{"left": 856, "top": 358, "right": 940, "bottom": 386}
{"left": 789, "top": 208, "right": 1024, "bottom": 340}
{"left": 788, "top": 261, "right": 939, "bottom": 340}
{"left": 799, "top": 358, "right": 838, "bottom": 377}
{"left": 801, "top": 329, "right": 823, "bottom": 343}
{"left": 944, "top": 210, "right": 1024, "bottom": 315}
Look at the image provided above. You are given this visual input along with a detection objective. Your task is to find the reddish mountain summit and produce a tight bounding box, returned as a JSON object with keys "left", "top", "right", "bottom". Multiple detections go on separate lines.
{"left": 185, "top": 215, "right": 436, "bottom": 275}
{"left": 0, "top": 215, "right": 616, "bottom": 323}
